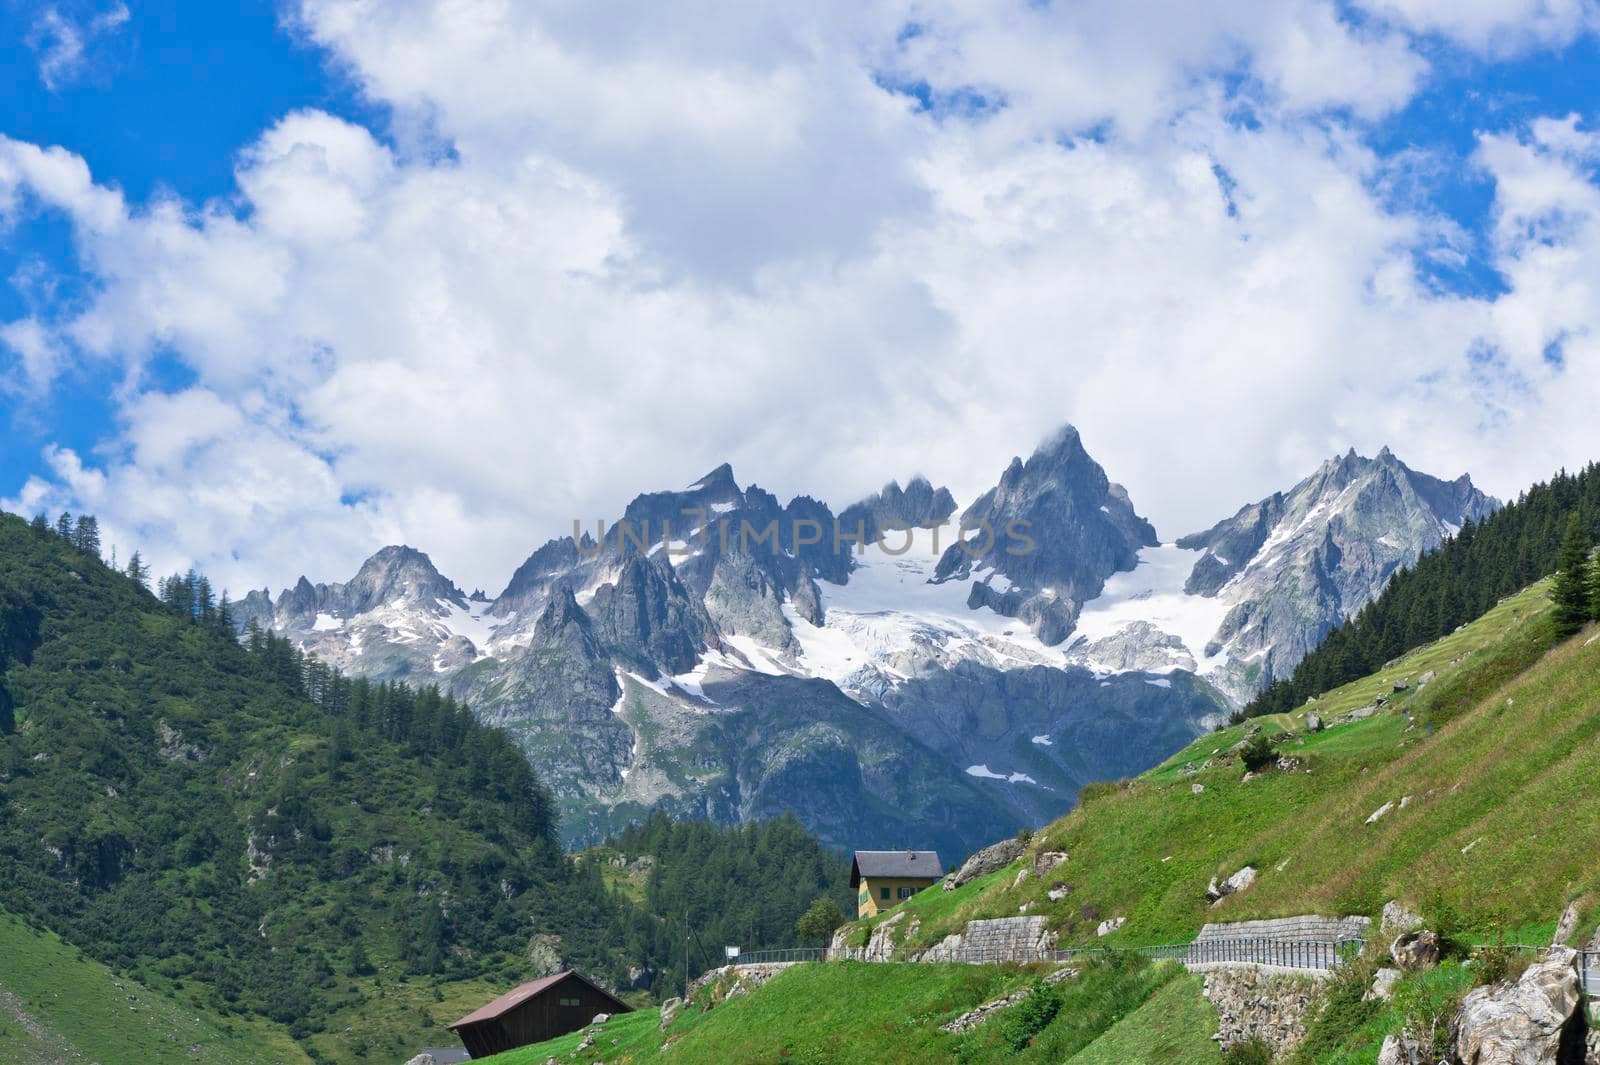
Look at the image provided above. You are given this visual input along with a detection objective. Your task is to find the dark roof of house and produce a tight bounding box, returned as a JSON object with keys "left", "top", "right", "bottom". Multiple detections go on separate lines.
{"left": 448, "top": 970, "right": 631, "bottom": 1029}
{"left": 850, "top": 850, "right": 944, "bottom": 887}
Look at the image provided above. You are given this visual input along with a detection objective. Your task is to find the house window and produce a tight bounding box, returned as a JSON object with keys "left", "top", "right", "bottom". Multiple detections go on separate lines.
{"left": 559, "top": 997, "right": 580, "bottom": 1007}
{"left": 880, "top": 886, "right": 891, "bottom": 901}
{"left": 898, "top": 886, "right": 915, "bottom": 900}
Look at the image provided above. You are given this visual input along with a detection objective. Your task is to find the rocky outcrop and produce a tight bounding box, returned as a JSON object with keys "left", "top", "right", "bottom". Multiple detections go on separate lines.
{"left": 940, "top": 987, "right": 1034, "bottom": 1033}
{"left": 1203, "top": 967, "right": 1324, "bottom": 1056}
{"left": 1380, "top": 900, "right": 1425, "bottom": 940}
{"left": 1376, "top": 1033, "right": 1426, "bottom": 1065}
{"left": 1451, "top": 948, "right": 1584, "bottom": 1065}
{"left": 589, "top": 555, "right": 722, "bottom": 676}
{"left": 946, "top": 837, "right": 1024, "bottom": 890}
{"left": 1390, "top": 931, "right": 1440, "bottom": 971}
{"left": 1553, "top": 901, "right": 1582, "bottom": 946}
{"left": 1207, "top": 866, "right": 1258, "bottom": 905}
{"left": 837, "top": 476, "right": 958, "bottom": 551}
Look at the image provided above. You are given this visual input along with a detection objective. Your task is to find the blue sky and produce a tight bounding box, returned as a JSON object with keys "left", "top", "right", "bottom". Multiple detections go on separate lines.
{"left": 2, "top": 1, "right": 1599, "bottom": 592}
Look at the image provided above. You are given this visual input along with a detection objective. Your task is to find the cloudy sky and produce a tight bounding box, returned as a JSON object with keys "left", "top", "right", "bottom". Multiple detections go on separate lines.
{"left": 2, "top": 0, "right": 1599, "bottom": 596}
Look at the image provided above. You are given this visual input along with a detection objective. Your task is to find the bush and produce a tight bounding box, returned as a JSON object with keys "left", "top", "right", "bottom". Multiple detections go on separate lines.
{"left": 999, "top": 983, "right": 1064, "bottom": 1051}
{"left": 1239, "top": 734, "right": 1277, "bottom": 773}
{"left": 1473, "top": 943, "right": 1533, "bottom": 987}
{"left": 1223, "top": 1036, "right": 1275, "bottom": 1064}
{"left": 1290, "top": 955, "right": 1377, "bottom": 1062}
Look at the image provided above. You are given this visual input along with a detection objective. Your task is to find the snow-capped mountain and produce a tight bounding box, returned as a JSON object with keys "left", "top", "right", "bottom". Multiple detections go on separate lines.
{"left": 236, "top": 429, "right": 1495, "bottom": 854}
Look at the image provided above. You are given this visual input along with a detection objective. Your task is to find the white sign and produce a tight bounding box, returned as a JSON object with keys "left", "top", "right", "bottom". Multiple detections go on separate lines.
{"left": 725, "top": 946, "right": 740, "bottom": 959}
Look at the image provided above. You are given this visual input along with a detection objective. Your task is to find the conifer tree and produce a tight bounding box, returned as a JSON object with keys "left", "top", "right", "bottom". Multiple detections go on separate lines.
{"left": 71, "top": 515, "right": 102, "bottom": 559}
{"left": 55, "top": 512, "right": 74, "bottom": 539}
{"left": 1551, "top": 514, "right": 1592, "bottom": 635}
{"left": 125, "top": 551, "right": 148, "bottom": 588}
{"left": 29, "top": 513, "right": 49, "bottom": 536}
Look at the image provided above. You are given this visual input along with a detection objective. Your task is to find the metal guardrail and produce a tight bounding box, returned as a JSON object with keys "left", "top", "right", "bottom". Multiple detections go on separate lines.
{"left": 742, "top": 937, "right": 1361, "bottom": 973}
{"left": 727, "top": 948, "right": 826, "bottom": 965}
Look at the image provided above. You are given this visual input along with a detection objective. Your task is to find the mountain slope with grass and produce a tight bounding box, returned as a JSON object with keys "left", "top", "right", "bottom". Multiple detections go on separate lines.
{"left": 0, "top": 907, "right": 308, "bottom": 1065}
{"left": 473, "top": 957, "right": 1210, "bottom": 1065}
{"left": 843, "top": 576, "right": 1599, "bottom": 955}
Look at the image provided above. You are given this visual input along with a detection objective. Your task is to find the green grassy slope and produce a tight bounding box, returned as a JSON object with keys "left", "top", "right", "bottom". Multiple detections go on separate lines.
{"left": 0, "top": 908, "right": 308, "bottom": 1065}
{"left": 850, "top": 580, "right": 1600, "bottom": 952}
{"left": 474, "top": 959, "right": 1196, "bottom": 1065}
{"left": 1066, "top": 973, "right": 1218, "bottom": 1064}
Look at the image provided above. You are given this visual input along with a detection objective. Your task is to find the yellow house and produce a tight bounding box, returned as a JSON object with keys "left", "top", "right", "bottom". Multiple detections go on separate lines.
{"left": 850, "top": 850, "right": 944, "bottom": 919}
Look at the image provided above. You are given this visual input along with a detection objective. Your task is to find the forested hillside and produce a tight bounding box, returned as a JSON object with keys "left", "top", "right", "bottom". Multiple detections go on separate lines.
{"left": 0, "top": 511, "right": 641, "bottom": 1060}
{"left": 594, "top": 812, "right": 854, "bottom": 992}
{"left": 1244, "top": 460, "right": 1600, "bottom": 717}
{"left": 0, "top": 509, "right": 878, "bottom": 1061}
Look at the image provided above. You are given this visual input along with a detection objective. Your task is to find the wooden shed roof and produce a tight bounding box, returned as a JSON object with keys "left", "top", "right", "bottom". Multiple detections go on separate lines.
{"left": 448, "top": 970, "right": 629, "bottom": 1029}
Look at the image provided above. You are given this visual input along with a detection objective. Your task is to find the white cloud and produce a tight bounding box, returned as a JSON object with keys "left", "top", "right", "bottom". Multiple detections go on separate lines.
{"left": 3, "top": 1, "right": 1600, "bottom": 598}
{"left": 1355, "top": 0, "right": 1598, "bottom": 55}
{"left": 27, "top": 3, "right": 130, "bottom": 91}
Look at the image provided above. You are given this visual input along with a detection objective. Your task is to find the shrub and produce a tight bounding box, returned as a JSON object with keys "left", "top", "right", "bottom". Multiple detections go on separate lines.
{"left": 1239, "top": 734, "right": 1277, "bottom": 773}
{"left": 1223, "top": 1036, "right": 1275, "bottom": 1064}
{"left": 1290, "top": 955, "right": 1377, "bottom": 1062}
{"left": 1473, "top": 943, "right": 1533, "bottom": 987}
{"left": 999, "top": 983, "right": 1064, "bottom": 1051}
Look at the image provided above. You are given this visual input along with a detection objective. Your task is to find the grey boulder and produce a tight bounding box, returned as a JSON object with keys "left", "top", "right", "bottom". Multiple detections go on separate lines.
{"left": 1451, "top": 948, "right": 1583, "bottom": 1065}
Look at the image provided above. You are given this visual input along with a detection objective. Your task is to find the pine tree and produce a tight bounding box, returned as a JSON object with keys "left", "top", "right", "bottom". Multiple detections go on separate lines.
{"left": 125, "top": 552, "right": 148, "bottom": 588}
{"left": 55, "top": 512, "right": 74, "bottom": 540}
{"left": 1551, "top": 514, "right": 1592, "bottom": 635}
{"left": 29, "top": 513, "right": 49, "bottom": 536}
{"left": 72, "top": 516, "right": 102, "bottom": 559}
{"left": 1590, "top": 548, "right": 1600, "bottom": 624}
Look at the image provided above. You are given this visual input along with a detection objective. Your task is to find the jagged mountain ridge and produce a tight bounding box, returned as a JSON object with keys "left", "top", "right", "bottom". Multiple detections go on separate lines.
{"left": 236, "top": 429, "right": 1495, "bottom": 853}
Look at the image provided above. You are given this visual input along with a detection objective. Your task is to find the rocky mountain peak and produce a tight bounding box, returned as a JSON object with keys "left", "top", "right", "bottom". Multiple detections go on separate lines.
{"left": 937, "top": 424, "right": 1157, "bottom": 645}
{"left": 343, "top": 544, "right": 464, "bottom": 616}
{"left": 536, "top": 585, "right": 591, "bottom": 637}
{"left": 691, "top": 462, "right": 740, "bottom": 497}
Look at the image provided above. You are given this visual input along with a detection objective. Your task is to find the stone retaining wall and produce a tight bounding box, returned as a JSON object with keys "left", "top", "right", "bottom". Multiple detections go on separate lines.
{"left": 1202, "top": 966, "right": 1326, "bottom": 1055}
{"left": 1196, "top": 915, "right": 1370, "bottom": 944}
{"left": 914, "top": 916, "right": 1054, "bottom": 963}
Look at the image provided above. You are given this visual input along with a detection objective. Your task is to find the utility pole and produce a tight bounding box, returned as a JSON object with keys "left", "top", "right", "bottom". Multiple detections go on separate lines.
{"left": 683, "top": 910, "right": 690, "bottom": 1000}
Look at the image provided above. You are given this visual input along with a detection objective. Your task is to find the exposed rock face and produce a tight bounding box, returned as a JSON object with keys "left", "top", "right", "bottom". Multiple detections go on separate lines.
{"left": 934, "top": 425, "right": 1157, "bottom": 646}
{"left": 837, "top": 476, "right": 958, "bottom": 551}
{"left": 589, "top": 556, "right": 721, "bottom": 676}
{"left": 1553, "top": 901, "right": 1582, "bottom": 946}
{"left": 1390, "top": 931, "right": 1440, "bottom": 972}
{"left": 1381, "top": 901, "right": 1425, "bottom": 940}
{"left": 945, "top": 837, "right": 1024, "bottom": 890}
{"left": 1179, "top": 448, "right": 1497, "bottom": 698}
{"left": 1096, "top": 917, "right": 1126, "bottom": 937}
{"left": 940, "top": 987, "right": 1034, "bottom": 1033}
{"left": 1376, "top": 1033, "right": 1425, "bottom": 1064}
{"left": 1203, "top": 967, "right": 1324, "bottom": 1056}
{"left": 1033, "top": 851, "right": 1069, "bottom": 877}
{"left": 1451, "top": 948, "right": 1584, "bottom": 1065}
{"left": 1369, "top": 968, "right": 1402, "bottom": 1002}
{"left": 1207, "top": 866, "right": 1258, "bottom": 904}
{"left": 1062, "top": 620, "right": 1196, "bottom": 673}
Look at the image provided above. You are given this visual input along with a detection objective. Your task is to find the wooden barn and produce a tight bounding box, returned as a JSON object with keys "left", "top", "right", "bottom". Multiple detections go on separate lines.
{"left": 448, "top": 970, "right": 631, "bottom": 1058}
